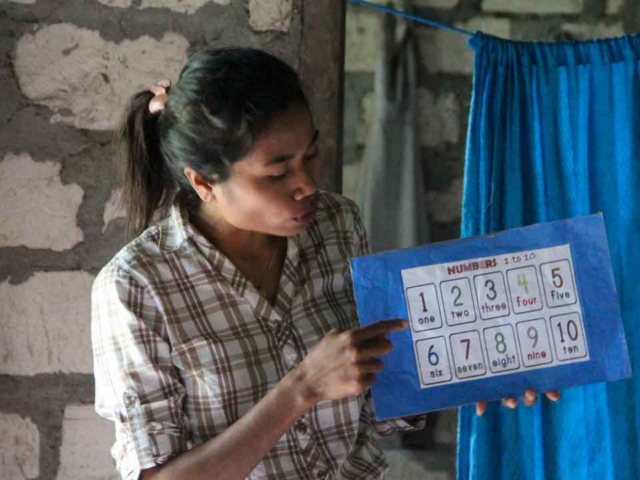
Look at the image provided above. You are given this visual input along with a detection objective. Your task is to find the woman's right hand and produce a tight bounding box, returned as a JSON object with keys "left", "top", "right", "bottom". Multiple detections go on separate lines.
{"left": 140, "top": 320, "right": 411, "bottom": 480}
{"left": 295, "top": 319, "right": 409, "bottom": 404}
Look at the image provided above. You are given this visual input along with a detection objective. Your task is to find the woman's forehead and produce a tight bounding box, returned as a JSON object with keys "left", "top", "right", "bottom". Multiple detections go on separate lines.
{"left": 248, "top": 105, "right": 316, "bottom": 158}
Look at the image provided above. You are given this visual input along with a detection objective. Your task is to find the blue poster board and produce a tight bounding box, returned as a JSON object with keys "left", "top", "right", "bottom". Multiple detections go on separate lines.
{"left": 349, "top": 214, "right": 632, "bottom": 420}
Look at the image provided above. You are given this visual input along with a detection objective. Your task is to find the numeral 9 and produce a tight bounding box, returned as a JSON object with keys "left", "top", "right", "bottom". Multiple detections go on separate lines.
{"left": 527, "top": 326, "right": 538, "bottom": 348}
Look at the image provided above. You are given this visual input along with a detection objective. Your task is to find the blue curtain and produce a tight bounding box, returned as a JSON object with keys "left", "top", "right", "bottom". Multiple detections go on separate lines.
{"left": 458, "top": 33, "right": 640, "bottom": 480}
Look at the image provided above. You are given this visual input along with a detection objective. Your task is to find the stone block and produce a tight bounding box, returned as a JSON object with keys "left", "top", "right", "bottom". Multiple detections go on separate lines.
{"left": 356, "top": 90, "right": 377, "bottom": 145}
{"left": 56, "top": 405, "right": 118, "bottom": 480}
{"left": 0, "top": 413, "right": 39, "bottom": 480}
{"left": 351, "top": 0, "right": 458, "bottom": 9}
{"left": 345, "top": 8, "right": 381, "bottom": 72}
{"left": 343, "top": 72, "right": 375, "bottom": 164}
{"left": 248, "top": 0, "right": 293, "bottom": 32}
{"left": 561, "top": 22, "right": 624, "bottom": 39}
{"left": 434, "top": 408, "right": 457, "bottom": 446}
{"left": 607, "top": 0, "right": 624, "bottom": 14}
{"left": 343, "top": 162, "right": 363, "bottom": 203}
{"left": 415, "top": 0, "right": 459, "bottom": 8}
{"left": 0, "top": 152, "right": 83, "bottom": 251}
{"left": 97, "top": 0, "right": 229, "bottom": 13}
{"left": 345, "top": 1, "right": 463, "bottom": 73}
{"left": 384, "top": 447, "right": 454, "bottom": 479}
{"left": 426, "top": 177, "right": 462, "bottom": 222}
{"left": 0, "top": 271, "right": 95, "bottom": 375}
{"left": 15, "top": 24, "right": 189, "bottom": 131}
{"left": 482, "top": 0, "right": 583, "bottom": 14}
{"left": 417, "top": 88, "right": 460, "bottom": 147}
{"left": 418, "top": 17, "right": 511, "bottom": 74}
{"left": 102, "top": 188, "right": 125, "bottom": 233}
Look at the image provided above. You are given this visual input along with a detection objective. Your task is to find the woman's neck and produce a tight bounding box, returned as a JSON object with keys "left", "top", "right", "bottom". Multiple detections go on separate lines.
{"left": 190, "top": 203, "right": 287, "bottom": 303}
{"left": 190, "top": 203, "right": 282, "bottom": 262}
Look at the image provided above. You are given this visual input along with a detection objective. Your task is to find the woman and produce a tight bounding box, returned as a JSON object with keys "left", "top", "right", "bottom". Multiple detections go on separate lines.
{"left": 92, "top": 48, "right": 556, "bottom": 480}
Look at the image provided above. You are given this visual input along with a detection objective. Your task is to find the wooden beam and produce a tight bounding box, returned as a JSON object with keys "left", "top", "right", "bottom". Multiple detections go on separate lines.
{"left": 299, "top": 0, "right": 346, "bottom": 193}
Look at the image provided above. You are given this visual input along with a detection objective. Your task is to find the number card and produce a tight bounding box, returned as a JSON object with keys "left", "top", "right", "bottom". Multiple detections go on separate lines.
{"left": 349, "top": 214, "right": 632, "bottom": 420}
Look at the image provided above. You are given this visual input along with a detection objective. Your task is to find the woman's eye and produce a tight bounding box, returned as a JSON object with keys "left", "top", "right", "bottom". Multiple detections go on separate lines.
{"left": 304, "top": 151, "right": 319, "bottom": 162}
{"left": 269, "top": 172, "right": 287, "bottom": 180}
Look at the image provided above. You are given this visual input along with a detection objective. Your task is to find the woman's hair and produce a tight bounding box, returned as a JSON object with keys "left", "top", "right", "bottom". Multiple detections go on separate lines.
{"left": 114, "top": 48, "right": 309, "bottom": 239}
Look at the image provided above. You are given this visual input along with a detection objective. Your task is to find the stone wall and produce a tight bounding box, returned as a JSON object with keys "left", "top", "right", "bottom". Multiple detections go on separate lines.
{"left": 0, "top": 1, "right": 344, "bottom": 478}
{"left": 343, "top": 0, "right": 634, "bottom": 243}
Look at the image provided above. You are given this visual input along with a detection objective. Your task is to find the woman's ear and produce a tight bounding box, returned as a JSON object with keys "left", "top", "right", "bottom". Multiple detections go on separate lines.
{"left": 183, "top": 167, "right": 216, "bottom": 203}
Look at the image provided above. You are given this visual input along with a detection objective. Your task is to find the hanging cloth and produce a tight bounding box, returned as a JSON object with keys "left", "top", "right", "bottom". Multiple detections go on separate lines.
{"left": 458, "top": 32, "right": 640, "bottom": 480}
{"left": 357, "top": 6, "right": 430, "bottom": 252}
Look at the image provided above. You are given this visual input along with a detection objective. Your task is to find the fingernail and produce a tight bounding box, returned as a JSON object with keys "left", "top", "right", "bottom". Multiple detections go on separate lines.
{"left": 506, "top": 398, "right": 518, "bottom": 408}
{"left": 548, "top": 391, "right": 560, "bottom": 401}
{"left": 525, "top": 390, "right": 536, "bottom": 402}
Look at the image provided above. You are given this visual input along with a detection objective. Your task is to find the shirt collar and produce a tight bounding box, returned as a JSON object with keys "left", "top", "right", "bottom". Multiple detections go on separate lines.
{"left": 158, "top": 202, "right": 197, "bottom": 251}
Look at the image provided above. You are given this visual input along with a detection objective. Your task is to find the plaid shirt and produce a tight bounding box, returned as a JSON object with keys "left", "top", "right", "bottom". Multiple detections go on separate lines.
{"left": 92, "top": 191, "right": 425, "bottom": 480}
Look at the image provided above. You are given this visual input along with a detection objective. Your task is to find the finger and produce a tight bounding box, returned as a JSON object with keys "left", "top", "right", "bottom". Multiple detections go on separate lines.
{"left": 523, "top": 389, "right": 537, "bottom": 407}
{"left": 149, "top": 93, "right": 168, "bottom": 114}
{"left": 476, "top": 401, "right": 487, "bottom": 417}
{"left": 149, "top": 85, "right": 167, "bottom": 96}
{"left": 357, "top": 358, "right": 385, "bottom": 374}
{"left": 502, "top": 397, "right": 518, "bottom": 409}
{"left": 157, "top": 78, "right": 171, "bottom": 88}
{"left": 353, "top": 319, "right": 409, "bottom": 343}
{"left": 356, "top": 337, "right": 394, "bottom": 360}
{"left": 545, "top": 390, "right": 561, "bottom": 402}
{"left": 358, "top": 373, "right": 377, "bottom": 390}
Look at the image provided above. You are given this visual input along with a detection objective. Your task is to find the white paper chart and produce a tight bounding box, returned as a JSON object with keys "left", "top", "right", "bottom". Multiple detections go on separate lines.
{"left": 401, "top": 244, "right": 589, "bottom": 389}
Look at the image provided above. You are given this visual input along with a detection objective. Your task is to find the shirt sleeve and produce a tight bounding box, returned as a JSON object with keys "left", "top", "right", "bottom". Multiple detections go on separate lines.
{"left": 365, "top": 392, "right": 428, "bottom": 436}
{"left": 92, "top": 261, "right": 191, "bottom": 480}
{"left": 349, "top": 199, "right": 371, "bottom": 258}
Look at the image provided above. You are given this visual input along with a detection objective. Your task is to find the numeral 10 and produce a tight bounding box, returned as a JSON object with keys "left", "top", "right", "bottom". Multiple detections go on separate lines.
{"left": 556, "top": 320, "right": 579, "bottom": 343}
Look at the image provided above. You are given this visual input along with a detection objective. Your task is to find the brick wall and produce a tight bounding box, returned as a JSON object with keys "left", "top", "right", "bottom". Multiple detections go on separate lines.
{"left": 343, "top": 0, "right": 635, "bottom": 243}
{"left": 0, "top": 1, "right": 344, "bottom": 478}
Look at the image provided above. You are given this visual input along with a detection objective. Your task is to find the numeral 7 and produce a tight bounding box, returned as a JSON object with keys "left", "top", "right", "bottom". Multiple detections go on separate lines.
{"left": 460, "top": 338, "right": 471, "bottom": 360}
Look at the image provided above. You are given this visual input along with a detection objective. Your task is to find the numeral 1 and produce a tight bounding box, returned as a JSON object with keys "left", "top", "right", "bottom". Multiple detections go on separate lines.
{"left": 419, "top": 292, "right": 428, "bottom": 312}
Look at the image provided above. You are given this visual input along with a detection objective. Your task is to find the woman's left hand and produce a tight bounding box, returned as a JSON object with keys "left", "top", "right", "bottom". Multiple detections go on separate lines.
{"left": 475, "top": 389, "right": 560, "bottom": 416}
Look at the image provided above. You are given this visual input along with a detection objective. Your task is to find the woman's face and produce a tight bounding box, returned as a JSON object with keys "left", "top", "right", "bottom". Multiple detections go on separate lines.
{"left": 209, "top": 102, "right": 322, "bottom": 237}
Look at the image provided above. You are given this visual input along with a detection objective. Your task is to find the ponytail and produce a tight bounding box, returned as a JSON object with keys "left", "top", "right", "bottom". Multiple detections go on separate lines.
{"left": 112, "top": 48, "right": 309, "bottom": 241}
{"left": 114, "top": 91, "right": 175, "bottom": 240}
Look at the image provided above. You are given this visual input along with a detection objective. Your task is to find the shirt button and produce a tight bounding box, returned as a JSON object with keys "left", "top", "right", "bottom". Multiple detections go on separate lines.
{"left": 295, "top": 421, "right": 308, "bottom": 434}
{"left": 123, "top": 392, "right": 136, "bottom": 408}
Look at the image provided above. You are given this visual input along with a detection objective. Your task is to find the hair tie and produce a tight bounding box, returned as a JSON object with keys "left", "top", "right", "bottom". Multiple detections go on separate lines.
{"left": 148, "top": 79, "right": 171, "bottom": 114}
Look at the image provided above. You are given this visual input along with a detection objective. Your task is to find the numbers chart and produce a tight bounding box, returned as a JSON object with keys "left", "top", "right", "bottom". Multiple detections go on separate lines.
{"left": 350, "top": 214, "right": 631, "bottom": 419}
{"left": 401, "top": 244, "right": 588, "bottom": 389}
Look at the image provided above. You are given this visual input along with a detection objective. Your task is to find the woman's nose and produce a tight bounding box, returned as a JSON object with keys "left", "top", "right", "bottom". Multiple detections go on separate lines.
{"left": 292, "top": 167, "right": 318, "bottom": 202}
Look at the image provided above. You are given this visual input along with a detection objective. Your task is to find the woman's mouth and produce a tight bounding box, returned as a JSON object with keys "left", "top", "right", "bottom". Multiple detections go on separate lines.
{"left": 293, "top": 206, "right": 317, "bottom": 223}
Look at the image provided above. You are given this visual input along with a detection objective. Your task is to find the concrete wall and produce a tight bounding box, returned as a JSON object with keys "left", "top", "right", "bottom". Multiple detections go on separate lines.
{"left": 0, "top": 1, "right": 344, "bottom": 478}
{"left": 343, "top": 0, "right": 636, "bottom": 243}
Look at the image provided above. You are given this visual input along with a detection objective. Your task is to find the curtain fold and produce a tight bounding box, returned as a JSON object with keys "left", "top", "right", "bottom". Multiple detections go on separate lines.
{"left": 458, "top": 32, "right": 640, "bottom": 480}
{"left": 357, "top": 10, "right": 430, "bottom": 253}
